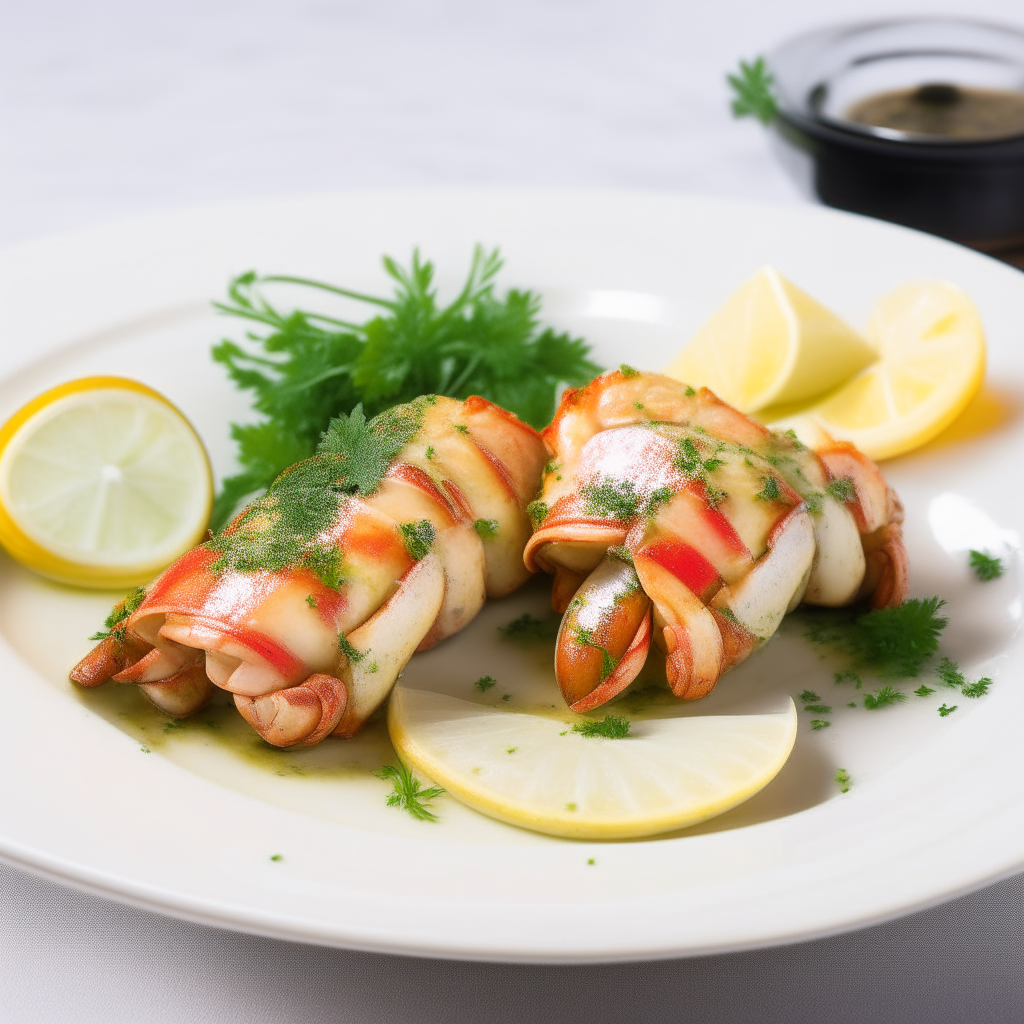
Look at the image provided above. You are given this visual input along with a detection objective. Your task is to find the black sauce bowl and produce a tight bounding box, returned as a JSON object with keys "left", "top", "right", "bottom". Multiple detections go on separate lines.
{"left": 768, "top": 18, "right": 1024, "bottom": 258}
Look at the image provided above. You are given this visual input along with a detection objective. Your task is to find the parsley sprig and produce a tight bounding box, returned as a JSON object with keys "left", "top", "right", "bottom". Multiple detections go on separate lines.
{"left": 727, "top": 56, "right": 777, "bottom": 125}
{"left": 211, "top": 247, "right": 600, "bottom": 528}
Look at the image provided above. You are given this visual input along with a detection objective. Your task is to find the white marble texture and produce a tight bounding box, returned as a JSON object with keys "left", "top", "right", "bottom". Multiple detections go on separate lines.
{"left": 1, "top": 1, "right": 1023, "bottom": 1020}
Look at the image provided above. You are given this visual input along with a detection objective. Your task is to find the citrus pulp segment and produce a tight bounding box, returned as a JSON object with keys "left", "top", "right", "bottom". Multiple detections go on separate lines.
{"left": 767, "top": 281, "right": 986, "bottom": 460}
{"left": 0, "top": 377, "right": 213, "bottom": 588}
{"left": 388, "top": 685, "right": 797, "bottom": 839}
{"left": 665, "top": 267, "right": 876, "bottom": 413}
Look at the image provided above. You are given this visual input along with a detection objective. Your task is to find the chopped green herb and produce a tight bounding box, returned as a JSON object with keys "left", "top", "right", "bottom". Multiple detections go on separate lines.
{"left": 368, "top": 661, "right": 378, "bottom": 674}
{"left": 803, "top": 597, "right": 947, "bottom": 678}
{"left": 684, "top": 385, "right": 696, "bottom": 397}
{"left": 579, "top": 476, "right": 641, "bottom": 520}
{"left": 452, "top": 423, "right": 469, "bottom": 435}
{"left": 572, "top": 715, "right": 631, "bottom": 739}
{"left": 474, "top": 675, "right": 497, "bottom": 692}
{"left": 498, "top": 612, "right": 561, "bottom": 643}
{"left": 803, "top": 492, "right": 824, "bottom": 516}
{"left": 848, "top": 701, "right": 857, "bottom": 707}
{"left": 506, "top": 747, "right": 518, "bottom": 754}
{"left": 587, "top": 857, "right": 595, "bottom": 865}
{"left": 139, "top": 746, "right": 151, "bottom": 754}
{"left": 211, "top": 248, "right": 599, "bottom": 527}
{"left": 526, "top": 500, "right": 549, "bottom": 526}
{"left": 783, "top": 428, "right": 807, "bottom": 451}
{"left": 961, "top": 677, "right": 992, "bottom": 698}
{"left": 305, "top": 594, "right": 317, "bottom": 608}
{"left": 633, "top": 401, "right": 645, "bottom": 412}
{"left": 804, "top": 704, "right": 832, "bottom": 714}
{"left": 619, "top": 364, "right": 639, "bottom": 377}
{"left": 269, "top": 854, "right": 283, "bottom": 862}
{"left": 473, "top": 518, "right": 500, "bottom": 540}
{"left": 399, "top": 519, "right": 435, "bottom": 560}
{"left": 719, "top": 606, "right": 738, "bottom": 623}
{"left": 914, "top": 684, "right": 936, "bottom": 697}
{"left": 728, "top": 55, "right": 777, "bottom": 125}
{"left": 425, "top": 444, "right": 435, "bottom": 460}
{"left": 756, "top": 475, "right": 781, "bottom": 502}
{"left": 799, "top": 689, "right": 821, "bottom": 704}
{"left": 826, "top": 477, "right": 856, "bottom": 504}
{"left": 89, "top": 585, "right": 147, "bottom": 642}
{"left": 834, "top": 671, "right": 863, "bottom": 688}
{"left": 376, "top": 763, "right": 444, "bottom": 822}
{"left": 936, "top": 656, "right": 964, "bottom": 688}
{"left": 810, "top": 719, "right": 830, "bottom": 730}
{"left": 559, "top": 730, "right": 568, "bottom": 736}
{"left": 544, "top": 461, "right": 559, "bottom": 476}
{"left": 969, "top": 549, "right": 1004, "bottom": 581}
{"left": 608, "top": 544, "right": 634, "bottom": 566}
{"left": 645, "top": 486, "right": 674, "bottom": 517}
{"left": 501, "top": 694, "right": 511, "bottom": 702}
{"left": 834, "top": 768, "right": 851, "bottom": 793}
{"left": 337, "top": 634, "right": 364, "bottom": 663}
{"left": 863, "top": 686, "right": 907, "bottom": 710}
{"left": 938, "top": 703, "right": 958, "bottom": 717}
{"left": 566, "top": 802, "right": 577, "bottom": 811}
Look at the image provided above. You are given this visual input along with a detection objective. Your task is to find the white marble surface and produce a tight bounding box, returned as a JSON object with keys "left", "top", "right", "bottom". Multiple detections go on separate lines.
{"left": 1, "top": 1, "right": 1023, "bottom": 1020}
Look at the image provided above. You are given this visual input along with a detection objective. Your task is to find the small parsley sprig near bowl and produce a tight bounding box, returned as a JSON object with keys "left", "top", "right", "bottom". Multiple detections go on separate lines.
{"left": 211, "top": 246, "right": 600, "bottom": 528}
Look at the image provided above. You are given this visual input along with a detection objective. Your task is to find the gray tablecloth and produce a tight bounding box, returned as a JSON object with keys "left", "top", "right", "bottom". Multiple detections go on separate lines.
{"left": 1, "top": 2, "right": 1022, "bottom": 1020}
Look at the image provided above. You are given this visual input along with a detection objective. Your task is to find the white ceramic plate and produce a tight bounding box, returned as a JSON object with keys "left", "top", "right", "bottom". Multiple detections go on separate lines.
{"left": 0, "top": 190, "right": 1022, "bottom": 962}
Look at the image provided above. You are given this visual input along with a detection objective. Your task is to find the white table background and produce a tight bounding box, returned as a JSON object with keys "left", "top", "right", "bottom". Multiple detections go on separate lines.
{"left": 1, "top": 1, "right": 1023, "bottom": 1020}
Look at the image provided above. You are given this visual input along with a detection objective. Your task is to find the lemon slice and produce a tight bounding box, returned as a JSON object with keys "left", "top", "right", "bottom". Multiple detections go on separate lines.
{"left": 665, "top": 266, "right": 876, "bottom": 413}
{"left": 768, "top": 281, "right": 986, "bottom": 460}
{"left": 388, "top": 685, "right": 797, "bottom": 839}
{"left": 0, "top": 376, "right": 213, "bottom": 588}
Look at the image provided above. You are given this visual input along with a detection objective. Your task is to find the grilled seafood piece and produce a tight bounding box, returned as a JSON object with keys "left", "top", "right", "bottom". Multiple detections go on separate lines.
{"left": 72, "top": 396, "right": 547, "bottom": 746}
{"left": 524, "top": 370, "right": 908, "bottom": 712}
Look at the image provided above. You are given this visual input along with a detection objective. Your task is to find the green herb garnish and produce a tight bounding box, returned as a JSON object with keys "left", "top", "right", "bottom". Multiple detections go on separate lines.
{"left": 863, "top": 686, "right": 907, "bottom": 710}
{"left": 834, "top": 768, "right": 851, "bottom": 793}
{"left": 526, "top": 500, "right": 549, "bottom": 526}
{"left": 337, "top": 634, "right": 364, "bottom": 663}
{"left": 619, "top": 364, "right": 639, "bottom": 377}
{"left": 826, "top": 477, "right": 856, "bottom": 503}
{"left": 803, "top": 597, "right": 947, "bottom": 678}
{"left": 798, "top": 689, "right": 821, "bottom": 704}
{"left": 399, "top": 519, "right": 435, "bottom": 560}
{"left": 376, "top": 763, "right": 444, "bottom": 822}
{"left": 572, "top": 715, "right": 631, "bottom": 739}
{"left": 210, "top": 247, "right": 599, "bottom": 528}
{"left": 90, "top": 586, "right": 147, "bottom": 642}
{"left": 914, "top": 684, "right": 935, "bottom": 697}
{"left": 727, "top": 56, "right": 777, "bottom": 125}
{"left": 474, "top": 675, "right": 497, "bottom": 692}
{"left": 804, "top": 704, "right": 832, "bottom": 714}
{"left": 756, "top": 475, "right": 781, "bottom": 502}
{"left": 936, "top": 656, "right": 964, "bottom": 688}
{"left": 969, "top": 549, "right": 1004, "bottom": 581}
{"left": 938, "top": 703, "right": 958, "bottom": 717}
{"left": 961, "top": 677, "right": 992, "bottom": 698}
{"left": 473, "top": 518, "right": 500, "bottom": 540}
{"left": 498, "top": 613, "right": 561, "bottom": 643}
{"left": 810, "top": 719, "right": 830, "bottom": 730}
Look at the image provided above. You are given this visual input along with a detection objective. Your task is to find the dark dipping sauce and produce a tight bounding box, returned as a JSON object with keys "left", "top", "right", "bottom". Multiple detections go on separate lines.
{"left": 846, "top": 84, "right": 1024, "bottom": 140}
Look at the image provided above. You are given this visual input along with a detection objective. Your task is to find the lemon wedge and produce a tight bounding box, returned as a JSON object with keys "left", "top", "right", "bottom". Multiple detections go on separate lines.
{"left": 0, "top": 376, "right": 213, "bottom": 588}
{"left": 665, "top": 266, "right": 876, "bottom": 413}
{"left": 768, "top": 281, "right": 986, "bottom": 460}
{"left": 388, "top": 685, "right": 797, "bottom": 839}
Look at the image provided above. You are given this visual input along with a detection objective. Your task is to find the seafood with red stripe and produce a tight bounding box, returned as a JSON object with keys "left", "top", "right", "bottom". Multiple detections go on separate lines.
{"left": 71, "top": 395, "right": 547, "bottom": 746}
{"left": 524, "top": 369, "right": 909, "bottom": 712}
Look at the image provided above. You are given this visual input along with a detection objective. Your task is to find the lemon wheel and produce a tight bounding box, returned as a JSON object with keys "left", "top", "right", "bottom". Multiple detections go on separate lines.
{"left": 0, "top": 376, "right": 213, "bottom": 588}
{"left": 389, "top": 685, "right": 797, "bottom": 839}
